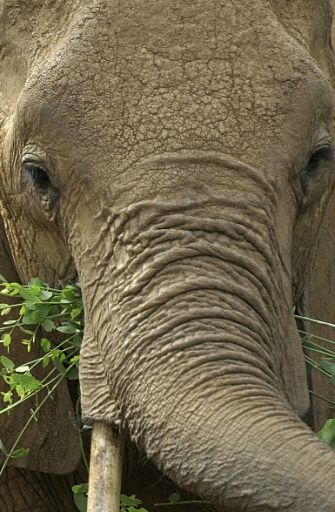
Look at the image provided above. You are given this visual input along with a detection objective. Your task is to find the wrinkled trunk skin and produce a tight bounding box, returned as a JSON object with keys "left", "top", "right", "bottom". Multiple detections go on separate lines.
{"left": 79, "top": 166, "right": 335, "bottom": 511}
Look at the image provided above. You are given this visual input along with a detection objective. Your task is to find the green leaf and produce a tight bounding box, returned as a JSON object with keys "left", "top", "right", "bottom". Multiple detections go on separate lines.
{"left": 0, "top": 307, "right": 11, "bottom": 316}
{"left": 57, "top": 323, "right": 79, "bottom": 334}
{"left": 318, "top": 418, "right": 335, "bottom": 448}
{"left": 319, "top": 360, "right": 335, "bottom": 376}
{"left": 18, "top": 327, "right": 34, "bottom": 336}
{"left": 0, "top": 356, "right": 14, "bottom": 371}
{"left": 71, "top": 308, "right": 82, "bottom": 319}
{"left": 39, "top": 290, "right": 53, "bottom": 301}
{"left": 18, "top": 286, "right": 37, "bottom": 304}
{"left": 42, "top": 355, "right": 50, "bottom": 368}
{"left": 15, "top": 365, "right": 30, "bottom": 373}
{"left": 2, "top": 334, "right": 11, "bottom": 347}
{"left": 30, "top": 284, "right": 41, "bottom": 295}
{"left": 25, "top": 302, "right": 37, "bottom": 310}
{"left": 20, "top": 305, "right": 28, "bottom": 315}
{"left": 66, "top": 366, "right": 79, "bottom": 380}
{"left": 121, "top": 495, "right": 142, "bottom": 507}
{"left": 2, "top": 391, "right": 13, "bottom": 404}
{"left": 16, "top": 373, "right": 42, "bottom": 392}
{"left": 42, "top": 319, "right": 55, "bottom": 332}
{"left": 22, "top": 312, "right": 34, "bottom": 325}
{"left": 10, "top": 447, "right": 30, "bottom": 459}
{"left": 72, "top": 484, "right": 88, "bottom": 512}
{"left": 15, "top": 384, "right": 25, "bottom": 398}
{"left": 40, "top": 338, "right": 51, "bottom": 352}
{"left": 31, "top": 306, "right": 49, "bottom": 323}
{"left": 2, "top": 319, "right": 17, "bottom": 326}
{"left": 0, "top": 439, "right": 7, "bottom": 455}
{"left": 29, "top": 277, "right": 43, "bottom": 287}
{"left": 168, "top": 493, "right": 182, "bottom": 504}
{"left": 62, "top": 287, "right": 78, "bottom": 300}
{"left": 72, "top": 483, "right": 89, "bottom": 495}
{"left": 31, "top": 309, "right": 47, "bottom": 325}
{"left": 73, "top": 493, "right": 87, "bottom": 512}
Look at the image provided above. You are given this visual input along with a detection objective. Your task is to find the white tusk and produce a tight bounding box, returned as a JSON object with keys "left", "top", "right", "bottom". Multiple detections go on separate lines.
{"left": 87, "top": 421, "right": 125, "bottom": 512}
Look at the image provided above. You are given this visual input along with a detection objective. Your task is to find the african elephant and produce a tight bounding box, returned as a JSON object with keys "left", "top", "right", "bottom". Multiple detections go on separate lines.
{"left": 1, "top": 0, "right": 335, "bottom": 510}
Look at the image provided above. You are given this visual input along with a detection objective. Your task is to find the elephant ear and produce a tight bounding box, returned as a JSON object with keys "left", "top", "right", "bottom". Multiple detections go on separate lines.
{"left": 306, "top": 190, "right": 335, "bottom": 431}
{"left": 303, "top": 12, "right": 335, "bottom": 431}
{"left": 0, "top": 218, "right": 81, "bottom": 474}
{"left": 271, "top": 0, "right": 335, "bottom": 77}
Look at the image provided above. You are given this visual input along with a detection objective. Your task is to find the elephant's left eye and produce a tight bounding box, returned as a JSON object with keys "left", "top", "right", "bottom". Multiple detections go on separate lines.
{"left": 23, "top": 163, "right": 51, "bottom": 191}
{"left": 305, "top": 146, "right": 334, "bottom": 175}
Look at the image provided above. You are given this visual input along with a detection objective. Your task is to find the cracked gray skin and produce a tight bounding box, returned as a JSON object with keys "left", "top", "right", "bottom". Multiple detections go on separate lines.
{"left": 1, "top": 1, "right": 335, "bottom": 510}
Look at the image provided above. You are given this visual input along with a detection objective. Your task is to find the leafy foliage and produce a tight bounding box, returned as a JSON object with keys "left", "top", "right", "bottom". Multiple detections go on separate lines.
{"left": 0, "top": 277, "right": 83, "bottom": 472}
{"left": 72, "top": 484, "right": 88, "bottom": 512}
{"left": 0, "top": 277, "right": 83, "bottom": 401}
{"left": 120, "top": 494, "right": 149, "bottom": 512}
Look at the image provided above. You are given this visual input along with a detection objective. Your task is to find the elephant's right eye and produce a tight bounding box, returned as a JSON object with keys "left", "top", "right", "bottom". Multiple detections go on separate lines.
{"left": 300, "top": 145, "right": 334, "bottom": 194}
{"left": 23, "top": 163, "right": 51, "bottom": 191}
{"left": 305, "top": 146, "right": 334, "bottom": 175}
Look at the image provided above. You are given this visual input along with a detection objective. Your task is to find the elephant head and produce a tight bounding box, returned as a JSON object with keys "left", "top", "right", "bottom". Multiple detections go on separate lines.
{"left": 1, "top": 1, "right": 335, "bottom": 510}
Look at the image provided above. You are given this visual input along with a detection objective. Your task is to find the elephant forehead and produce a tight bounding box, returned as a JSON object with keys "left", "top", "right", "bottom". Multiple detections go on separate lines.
{"left": 18, "top": 0, "right": 329, "bottom": 174}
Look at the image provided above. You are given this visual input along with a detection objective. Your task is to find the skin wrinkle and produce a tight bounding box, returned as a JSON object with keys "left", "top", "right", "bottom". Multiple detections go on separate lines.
{"left": 109, "top": 214, "right": 276, "bottom": 286}
{"left": 92, "top": 201, "right": 280, "bottom": 284}
{"left": 121, "top": 314, "right": 271, "bottom": 366}
{"left": 178, "top": 396, "right": 291, "bottom": 466}
{"left": 119, "top": 280, "right": 271, "bottom": 345}
{"left": 116, "top": 292, "right": 276, "bottom": 372}
{"left": 130, "top": 151, "right": 277, "bottom": 194}
{"left": 145, "top": 249, "right": 274, "bottom": 307}
{"left": 141, "top": 217, "right": 274, "bottom": 262}
{"left": 125, "top": 291, "right": 273, "bottom": 351}
{"left": 94, "top": 250, "right": 278, "bottom": 342}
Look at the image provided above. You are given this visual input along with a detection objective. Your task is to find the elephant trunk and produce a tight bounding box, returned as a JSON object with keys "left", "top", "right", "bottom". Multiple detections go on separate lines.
{"left": 80, "top": 193, "right": 335, "bottom": 511}
{"left": 143, "top": 384, "right": 335, "bottom": 511}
